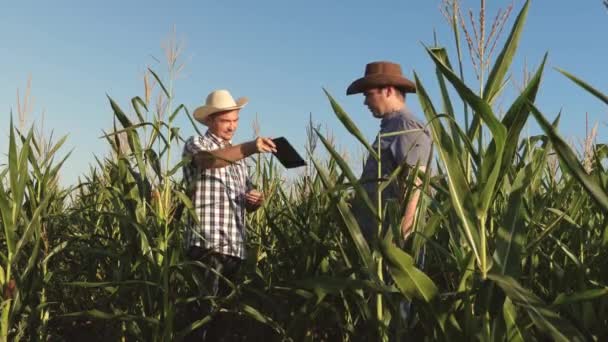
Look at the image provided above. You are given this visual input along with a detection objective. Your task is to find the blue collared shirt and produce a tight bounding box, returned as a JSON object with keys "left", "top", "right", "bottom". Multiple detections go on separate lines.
{"left": 355, "top": 107, "right": 432, "bottom": 240}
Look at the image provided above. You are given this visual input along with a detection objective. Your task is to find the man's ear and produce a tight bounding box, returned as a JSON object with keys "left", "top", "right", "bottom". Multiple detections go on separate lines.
{"left": 384, "top": 86, "right": 394, "bottom": 98}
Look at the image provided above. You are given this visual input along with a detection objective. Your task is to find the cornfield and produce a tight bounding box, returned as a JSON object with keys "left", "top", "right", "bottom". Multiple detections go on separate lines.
{"left": 2, "top": 1, "right": 607, "bottom": 340}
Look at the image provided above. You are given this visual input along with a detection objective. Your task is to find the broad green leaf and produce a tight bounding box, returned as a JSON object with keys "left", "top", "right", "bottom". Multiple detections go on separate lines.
{"left": 380, "top": 239, "right": 438, "bottom": 302}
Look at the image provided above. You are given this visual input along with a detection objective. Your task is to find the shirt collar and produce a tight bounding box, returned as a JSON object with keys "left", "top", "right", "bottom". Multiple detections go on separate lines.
{"left": 380, "top": 104, "right": 410, "bottom": 128}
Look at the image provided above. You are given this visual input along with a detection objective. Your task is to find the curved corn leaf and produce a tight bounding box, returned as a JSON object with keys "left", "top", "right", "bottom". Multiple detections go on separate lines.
{"left": 483, "top": 0, "right": 530, "bottom": 104}
{"left": 503, "top": 297, "right": 526, "bottom": 342}
{"left": 65, "top": 280, "right": 161, "bottom": 288}
{"left": 488, "top": 273, "right": 585, "bottom": 342}
{"left": 311, "top": 158, "right": 375, "bottom": 275}
{"left": 426, "top": 45, "right": 507, "bottom": 217}
{"left": 494, "top": 54, "right": 547, "bottom": 191}
{"left": 430, "top": 47, "right": 461, "bottom": 152}
{"left": 61, "top": 309, "right": 159, "bottom": 325}
{"left": 379, "top": 239, "right": 437, "bottom": 302}
{"left": 415, "top": 72, "right": 481, "bottom": 266}
{"left": 131, "top": 96, "right": 148, "bottom": 123}
{"left": 555, "top": 68, "right": 608, "bottom": 105}
{"left": 147, "top": 68, "right": 170, "bottom": 98}
{"left": 529, "top": 104, "right": 608, "bottom": 211}
{"left": 323, "top": 88, "right": 378, "bottom": 160}
{"left": 315, "top": 128, "right": 378, "bottom": 222}
{"left": 552, "top": 288, "right": 608, "bottom": 306}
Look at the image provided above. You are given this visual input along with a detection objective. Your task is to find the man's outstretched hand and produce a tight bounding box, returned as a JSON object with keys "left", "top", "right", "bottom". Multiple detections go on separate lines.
{"left": 254, "top": 137, "right": 277, "bottom": 154}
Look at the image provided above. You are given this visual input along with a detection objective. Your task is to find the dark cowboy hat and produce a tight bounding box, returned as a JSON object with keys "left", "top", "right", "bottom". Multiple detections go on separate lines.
{"left": 346, "top": 61, "right": 416, "bottom": 95}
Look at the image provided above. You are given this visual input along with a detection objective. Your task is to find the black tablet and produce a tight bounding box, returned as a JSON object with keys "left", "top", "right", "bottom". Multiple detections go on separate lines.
{"left": 272, "top": 137, "right": 306, "bottom": 168}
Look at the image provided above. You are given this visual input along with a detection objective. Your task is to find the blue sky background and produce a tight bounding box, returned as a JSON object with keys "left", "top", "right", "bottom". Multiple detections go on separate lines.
{"left": 1, "top": 1, "right": 607, "bottom": 185}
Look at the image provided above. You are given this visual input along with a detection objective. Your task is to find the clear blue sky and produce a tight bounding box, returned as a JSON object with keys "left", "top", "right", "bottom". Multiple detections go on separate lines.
{"left": 1, "top": 1, "right": 607, "bottom": 185}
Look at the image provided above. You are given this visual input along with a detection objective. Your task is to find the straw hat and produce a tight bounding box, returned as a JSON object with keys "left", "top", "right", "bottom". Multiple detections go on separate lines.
{"left": 193, "top": 89, "right": 248, "bottom": 124}
{"left": 346, "top": 61, "right": 416, "bottom": 95}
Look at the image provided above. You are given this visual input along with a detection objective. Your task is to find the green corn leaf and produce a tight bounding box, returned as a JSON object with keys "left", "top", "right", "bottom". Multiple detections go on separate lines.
{"left": 131, "top": 96, "right": 149, "bottom": 123}
{"left": 61, "top": 309, "right": 160, "bottom": 325}
{"left": 175, "top": 316, "right": 213, "bottom": 340}
{"left": 555, "top": 68, "right": 608, "bottom": 105}
{"left": 552, "top": 288, "right": 608, "bottom": 306}
{"left": 323, "top": 88, "right": 378, "bottom": 160}
{"left": 65, "top": 280, "right": 161, "bottom": 288}
{"left": 492, "top": 158, "right": 533, "bottom": 277}
{"left": 42, "top": 241, "right": 69, "bottom": 267}
{"left": 529, "top": 104, "right": 608, "bottom": 212}
{"left": 291, "top": 276, "right": 390, "bottom": 301}
{"left": 430, "top": 47, "right": 461, "bottom": 152}
{"left": 488, "top": 273, "right": 585, "bottom": 342}
{"left": 12, "top": 195, "right": 50, "bottom": 265}
{"left": 315, "top": 129, "right": 378, "bottom": 222}
{"left": 494, "top": 54, "right": 547, "bottom": 191}
{"left": 503, "top": 297, "right": 526, "bottom": 342}
{"left": 147, "top": 68, "right": 170, "bottom": 98}
{"left": 379, "top": 239, "right": 438, "bottom": 302}
{"left": 483, "top": 0, "right": 530, "bottom": 104}
{"left": 0, "top": 182, "right": 14, "bottom": 256}
{"left": 415, "top": 72, "right": 481, "bottom": 266}
{"left": 312, "top": 158, "right": 375, "bottom": 275}
{"left": 184, "top": 107, "right": 204, "bottom": 137}
{"left": 169, "top": 103, "right": 186, "bottom": 122}
{"left": 108, "top": 95, "right": 134, "bottom": 129}
{"left": 99, "top": 123, "right": 153, "bottom": 139}
{"left": 426, "top": 46, "right": 507, "bottom": 216}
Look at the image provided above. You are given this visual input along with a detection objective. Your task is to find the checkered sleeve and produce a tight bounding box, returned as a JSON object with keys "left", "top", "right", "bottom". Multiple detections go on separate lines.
{"left": 185, "top": 135, "right": 209, "bottom": 157}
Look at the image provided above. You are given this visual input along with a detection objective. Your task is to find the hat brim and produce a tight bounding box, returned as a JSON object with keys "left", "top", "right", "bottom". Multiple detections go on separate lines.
{"left": 193, "top": 97, "right": 248, "bottom": 125}
{"left": 346, "top": 75, "right": 416, "bottom": 95}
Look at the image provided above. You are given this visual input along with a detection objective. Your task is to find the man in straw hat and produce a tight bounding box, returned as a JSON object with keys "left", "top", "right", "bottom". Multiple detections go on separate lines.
{"left": 182, "top": 89, "right": 276, "bottom": 340}
{"left": 347, "top": 61, "right": 433, "bottom": 244}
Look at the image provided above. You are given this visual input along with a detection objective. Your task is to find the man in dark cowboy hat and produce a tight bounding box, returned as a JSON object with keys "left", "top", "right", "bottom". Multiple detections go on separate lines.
{"left": 347, "top": 61, "right": 433, "bottom": 244}
{"left": 182, "top": 89, "right": 277, "bottom": 340}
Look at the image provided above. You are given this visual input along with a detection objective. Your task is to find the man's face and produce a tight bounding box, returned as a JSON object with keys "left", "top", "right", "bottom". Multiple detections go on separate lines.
{"left": 363, "top": 87, "right": 388, "bottom": 118}
{"left": 207, "top": 109, "right": 240, "bottom": 141}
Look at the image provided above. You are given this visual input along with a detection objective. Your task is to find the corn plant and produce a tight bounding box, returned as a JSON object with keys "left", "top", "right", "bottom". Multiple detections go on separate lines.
{"left": 0, "top": 118, "right": 70, "bottom": 341}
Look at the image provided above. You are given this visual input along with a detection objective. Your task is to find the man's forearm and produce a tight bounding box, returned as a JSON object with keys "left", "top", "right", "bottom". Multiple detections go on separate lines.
{"left": 401, "top": 189, "right": 420, "bottom": 238}
{"left": 401, "top": 166, "right": 426, "bottom": 239}
{"left": 193, "top": 141, "right": 257, "bottom": 169}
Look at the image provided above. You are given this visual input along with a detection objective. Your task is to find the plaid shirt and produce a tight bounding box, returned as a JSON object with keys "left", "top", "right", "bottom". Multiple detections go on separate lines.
{"left": 182, "top": 130, "right": 253, "bottom": 259}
